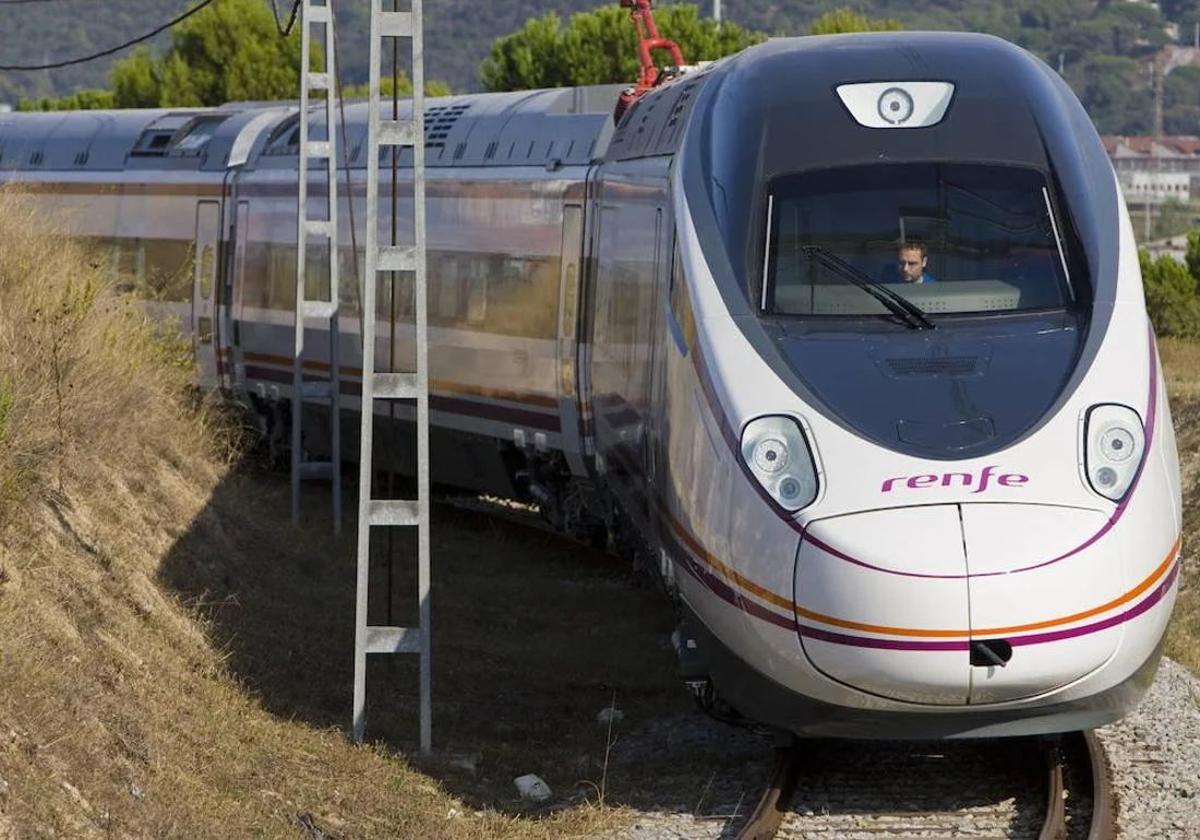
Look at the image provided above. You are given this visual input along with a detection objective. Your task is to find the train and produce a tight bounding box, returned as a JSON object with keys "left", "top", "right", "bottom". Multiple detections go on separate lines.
{"left": 0, "top": 30, "right": 1181, "bottom": 739}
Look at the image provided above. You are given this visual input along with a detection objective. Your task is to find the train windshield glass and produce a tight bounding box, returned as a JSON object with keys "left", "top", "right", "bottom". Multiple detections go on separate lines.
{"left": 762, "top": 163, "right": 1075, "bottom": 319}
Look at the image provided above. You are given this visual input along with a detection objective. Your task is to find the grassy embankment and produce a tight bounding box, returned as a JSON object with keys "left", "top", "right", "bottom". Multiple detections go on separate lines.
{"left": 0, "top": 193, "right": 715, "bottom": 839}
{"left": 1157, "top": 339, "right": 1200, "bottom": 674}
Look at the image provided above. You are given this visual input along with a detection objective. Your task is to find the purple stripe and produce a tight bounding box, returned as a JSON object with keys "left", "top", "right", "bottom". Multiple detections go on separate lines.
{"left": 799, "top": 560, "right": 1180, "bottom": 652}
{"left": 1008, "top": 559, "right": 1179, "bottom": 647}
{"left": 675, "top": 544, "right": 798, "bottom": 631}
{"left": 800, "top": 625, "right": 970, "bottom": 652}
{"left": 660, "top": 512, "right": 799, "bottom": 632}
{"left": 667, "top": 495, "right": 1178, "bottom": 651}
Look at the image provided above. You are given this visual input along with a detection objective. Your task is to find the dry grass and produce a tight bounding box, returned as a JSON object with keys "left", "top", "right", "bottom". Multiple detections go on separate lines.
{"left": 0, "top": 192, "right": 695, "bottom": 839}
{"left": 0, "top": 193, "right": 217, "bottom": 512}
{"left": 1159, "top": 338, "right": 1200, "bottom": 400}
{"left": 1160, "top": 338, "right": 1200, "bottom": 674}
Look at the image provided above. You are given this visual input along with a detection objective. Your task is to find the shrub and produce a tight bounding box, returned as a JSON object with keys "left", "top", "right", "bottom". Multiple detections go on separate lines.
{"left": 1140, "top": 249, "right": 1200, "bottom": 338}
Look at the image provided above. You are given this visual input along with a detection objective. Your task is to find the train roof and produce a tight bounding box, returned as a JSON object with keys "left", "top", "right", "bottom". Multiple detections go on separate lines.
{"left": 0, "top": 84, "right": 624, "bottom": 174}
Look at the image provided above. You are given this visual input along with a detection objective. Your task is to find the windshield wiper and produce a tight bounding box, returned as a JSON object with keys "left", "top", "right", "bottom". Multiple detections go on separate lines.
{"left": 797, "top": 246, "right": 936, "bottom": 330}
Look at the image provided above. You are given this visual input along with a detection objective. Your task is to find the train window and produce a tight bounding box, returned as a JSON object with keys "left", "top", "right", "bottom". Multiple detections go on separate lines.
{"left": 304, "top": 241, "right": 331, "bottom": 303}
{"left": 116, "top": 237, "right": 145, "bottom": 292}
{"left": 199, "top": 244, "right": 216, "bottom": 299}
{"left": 559, "top": 205, "right": 584, "bottom": 340}
{"left": 141, "top": 239, "right": 192, "bottom": 302}
{"left": 264, "top": 120, "right": 301, "bottom": 157}
{"left": 195, "top": 202, "right": 221, "bottom": 302}
{"left": 437, "top": 257, "right": 461, "bottom": 320}
{"left": 465, "top": 267, "right": 487, "bottom": 325}
{"left": 669, "top": 246, "right": 696, "bottom": 351}
{"left": 267, "top": 244, "right": 296, "bottom": 309}
{"left": 762, "top": 163, "right": 1078, "bottom": 319}
{"left": 171, "top": 117, "right": 225, "bottom": 157}
{"left": 337, "top": 246, "right": 361, "bottom": 317}
{"left": 130, "top": 130, "right": 175, "bottom": 157}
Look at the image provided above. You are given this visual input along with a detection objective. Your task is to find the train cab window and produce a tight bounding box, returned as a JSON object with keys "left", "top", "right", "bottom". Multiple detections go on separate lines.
{"left": 170, "top": 117, "right": 225, "bottom": 157}
{"left": 264, "top": 120, "right": 302, "bottom": 157}
{"left": 762, "top": 163, "right": 1079, "bottom": 319}
{"left": 130, "top": 130, "right": 175, "bottom": 157}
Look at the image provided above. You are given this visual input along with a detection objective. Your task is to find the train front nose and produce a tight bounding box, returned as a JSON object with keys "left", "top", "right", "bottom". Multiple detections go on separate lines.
{"left": 794, "top": 505, "right": 1119, "bottom": 705}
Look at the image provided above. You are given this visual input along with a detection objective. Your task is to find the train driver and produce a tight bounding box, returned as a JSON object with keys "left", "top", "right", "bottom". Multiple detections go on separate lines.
{"left": 897, "top": 242, "right": 937, "bottom": 284}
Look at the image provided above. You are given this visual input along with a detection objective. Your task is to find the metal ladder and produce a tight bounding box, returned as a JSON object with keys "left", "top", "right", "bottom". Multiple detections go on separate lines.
{"left": 352, "top": 0, "right": 430, "bottom": 753}
{"left": 292, "top": 0, "right": 343, "bottom": 534}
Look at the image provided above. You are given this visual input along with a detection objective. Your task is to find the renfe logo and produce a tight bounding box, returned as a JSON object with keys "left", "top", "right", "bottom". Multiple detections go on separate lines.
{"left": 881, "top": 465, "right": 1028, "bottom": 494}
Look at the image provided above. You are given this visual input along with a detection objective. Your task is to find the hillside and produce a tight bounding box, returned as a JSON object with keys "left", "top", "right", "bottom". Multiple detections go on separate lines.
{"left": 2, "top": 0, "right": 1200, "bottom": 134}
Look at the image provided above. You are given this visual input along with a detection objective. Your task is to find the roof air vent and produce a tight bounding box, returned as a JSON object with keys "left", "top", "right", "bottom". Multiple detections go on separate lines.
{"left": 424, "top": 102, "right": 469, "bottom": 150}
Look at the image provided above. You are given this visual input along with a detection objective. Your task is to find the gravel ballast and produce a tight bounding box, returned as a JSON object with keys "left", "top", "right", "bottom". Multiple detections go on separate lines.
{"left": 604, "top": 657, "right": 1200, "bottom": 839}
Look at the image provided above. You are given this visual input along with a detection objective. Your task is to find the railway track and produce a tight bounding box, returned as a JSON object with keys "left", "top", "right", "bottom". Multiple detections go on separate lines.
{"left": 735, "top": 731, "right": 1115, "bottom": 840}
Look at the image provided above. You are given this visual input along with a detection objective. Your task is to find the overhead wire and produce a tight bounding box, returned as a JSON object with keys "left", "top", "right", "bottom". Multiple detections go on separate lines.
{"left": 269, "top": 0, "right": 301, "bottom": 37}
{"left": 0, "top": 0, "right": 220, "bottom": 70}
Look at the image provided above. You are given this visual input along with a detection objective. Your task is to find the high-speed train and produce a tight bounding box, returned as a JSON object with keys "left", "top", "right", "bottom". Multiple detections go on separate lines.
{"left": 0, "top": 32, "right": 1181, "bottom": 739}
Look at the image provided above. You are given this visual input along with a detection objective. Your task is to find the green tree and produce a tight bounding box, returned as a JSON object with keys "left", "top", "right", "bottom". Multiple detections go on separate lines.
{"left": 18, "top": 89, "right": 115, "bottom": 111}
{"left": 122, "top": 0, "right": 309, "bottom": 106}
{"left": 1140, "top": 249, "right": 1200, "bottom": 337}
{"left": 1164, "top": 66, "right": 1200, "bottom": 135}
{"left": 1068, "top": 55, "right": 1150, "bottom": 135}
{"left": 809, "top": 9, "right": 903, "bottom": 36}
{"left": 110, "top": 48, "right": 161, "bottom": 109}
{"left": 480, "top": 5, "right": 764, "bottom": 93}
{"left": 340, "top": 73, "right": 453, "bottom": 100}
{"left": 1185, "top": 230, "right": 1200, "bottom": 281}
{"left": 1076, "top": 4, "right": 1169, "bottom": 57}
{"left": 18, "top": 0, "right": 310, "bottom": 109}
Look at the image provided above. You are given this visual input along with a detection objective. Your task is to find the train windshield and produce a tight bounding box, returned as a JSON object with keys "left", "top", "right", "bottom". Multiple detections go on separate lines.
{"left": 762, "top": 163, "right": 1076, "bottom": 319}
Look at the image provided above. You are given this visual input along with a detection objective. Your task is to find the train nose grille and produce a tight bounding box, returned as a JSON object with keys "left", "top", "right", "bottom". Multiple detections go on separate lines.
{"left": 884, "top": 356, "right": 980, "bottom": 377}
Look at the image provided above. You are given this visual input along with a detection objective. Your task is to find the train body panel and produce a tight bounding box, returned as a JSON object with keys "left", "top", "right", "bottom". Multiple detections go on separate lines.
{"left": 0, "top": 32, "right": 1181, "bottom": 739}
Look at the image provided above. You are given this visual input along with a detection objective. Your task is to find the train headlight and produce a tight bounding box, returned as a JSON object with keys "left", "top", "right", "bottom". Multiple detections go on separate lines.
{"left": 741, "top": 417, "right": 818, "bottom": 512}
{"left": 1085, "top": 405, "right": 1145, "bottom": 502}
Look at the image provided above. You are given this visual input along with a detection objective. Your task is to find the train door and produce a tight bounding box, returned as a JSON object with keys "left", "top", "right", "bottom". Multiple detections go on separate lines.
{"left": 577, "top": 171, "right": 604, "bottom": 477}
{"left": 556, "top": 203, "right": 589, "bottom": 476}
{"left": 191, "top": 201, "right": 221, "bottom": 388}
{"left": 642, "top": 208, "right": 666, "bottom": 484}
{"left": 225, "top": 199, "right": 251, "bottom": 392}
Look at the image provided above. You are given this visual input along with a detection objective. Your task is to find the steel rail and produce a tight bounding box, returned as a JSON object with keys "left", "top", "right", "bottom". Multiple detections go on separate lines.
{"left": 1039, "top": 737, "right": 1067, "bottom": 840}
{"left": 735, "top": 745, "right": 800, "bottom": 840}
{"left": 1079, "top": 730, "right": 1117, "bottom": 840}
{"left": 731, "top": 730, "right": 1114, "bottom": 840}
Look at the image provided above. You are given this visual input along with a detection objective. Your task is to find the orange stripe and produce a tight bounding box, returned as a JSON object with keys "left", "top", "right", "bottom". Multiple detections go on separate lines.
{"left": 663, "top": 508, "right": 796, "bottom": 612}
{"left": 796, "top": 537, "right": 1180, "bottom": 638}
{"left": 665, "top": 506, "right": 1181, "bottom": 640}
